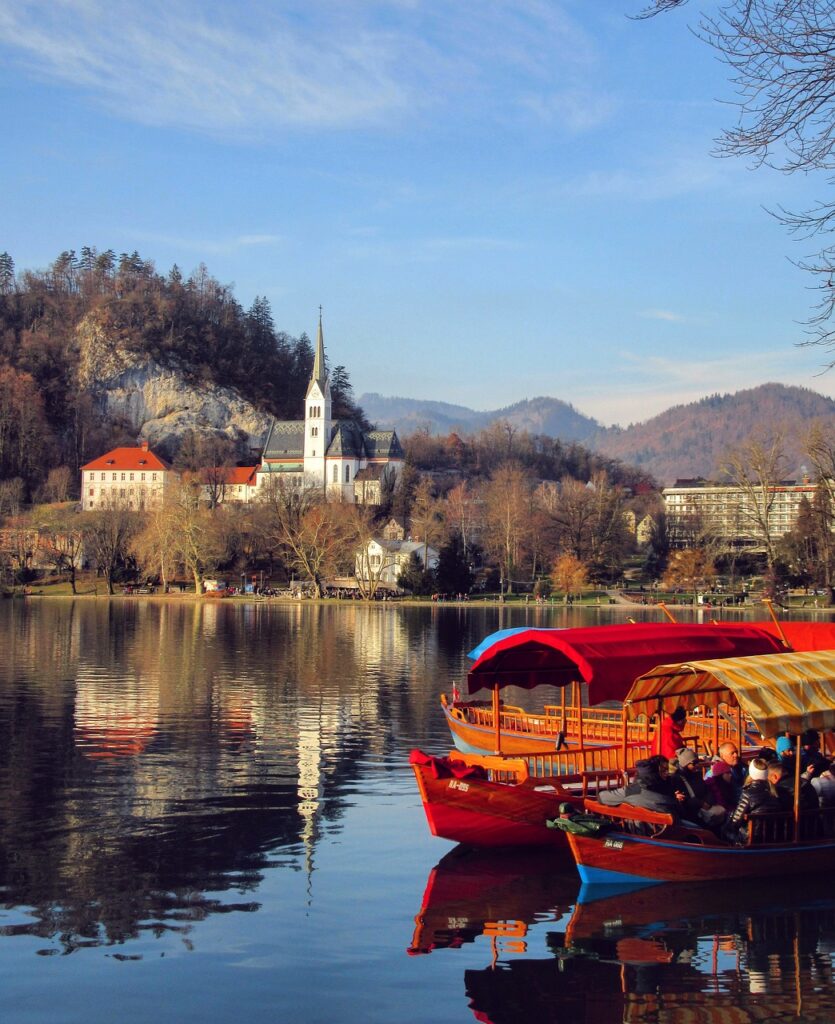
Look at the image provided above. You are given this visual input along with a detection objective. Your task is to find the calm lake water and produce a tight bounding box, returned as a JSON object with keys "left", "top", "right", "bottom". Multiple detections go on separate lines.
{"left": 0, "top": 599, "right": 833, "bottom": 1023}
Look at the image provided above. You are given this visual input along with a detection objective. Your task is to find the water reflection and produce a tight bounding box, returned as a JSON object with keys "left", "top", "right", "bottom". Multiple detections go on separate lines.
{"left": 411, "top": 844, "right": 835, "bottom": 1022}
{"left": 0, "top": 599, "right": 490, "bottom": 955}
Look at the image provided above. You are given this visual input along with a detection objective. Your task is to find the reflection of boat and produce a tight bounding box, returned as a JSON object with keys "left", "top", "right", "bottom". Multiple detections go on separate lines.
{"left": 408, "top": 845, "right": 578, "bottom": 955}
{"left": 444, "top": 620, "right": 835, "bottom": 757}
{"left": 462, "top": 877, "right": 835, "bottom": 1024}
{"left": 560, "top": 649, "right": 835, "bottom": 885}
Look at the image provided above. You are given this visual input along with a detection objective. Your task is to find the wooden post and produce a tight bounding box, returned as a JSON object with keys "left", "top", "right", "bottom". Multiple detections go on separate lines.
{"left": 763, "top": 597, "right": 789, "bottom": 648}
{"left": 736, "top": 704, "right": 743, "bottom": 748}
{"left": 713, "top": 703, "right": 720, "bottom": 754}
{"left": 621, "top": 703, "right": 629, "bottom": 770}
{"left": 793, "top": 732, "right": 802, "bottom": 843}
{"left": 575, "top": 681, "right": 585, "bottom": 771}
{"left": 657, "top": 601, "right": 677, "bottom": 623}
{"left": 492, "top": 683, "right": 502, "bottom": 755}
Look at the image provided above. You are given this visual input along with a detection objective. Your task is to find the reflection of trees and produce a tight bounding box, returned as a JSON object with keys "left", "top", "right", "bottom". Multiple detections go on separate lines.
{"left": 0, "top": 600, "right": 470, "bottom": 953}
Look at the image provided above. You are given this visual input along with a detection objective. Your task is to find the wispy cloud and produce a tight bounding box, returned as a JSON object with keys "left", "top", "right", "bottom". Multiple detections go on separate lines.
{"left": 127, "top": 229, "right": 283, "bottom": 255}
{"left": 0, "top": 1, "right": 612, "bottom": 137}
{"left": 639, "top": 309, "right": 685, "bottom": 322}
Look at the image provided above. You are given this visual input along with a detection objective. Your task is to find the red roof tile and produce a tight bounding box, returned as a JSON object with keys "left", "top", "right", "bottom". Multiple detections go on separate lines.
{"left": 81, "top": 446, "right": 171, "bottom": 472}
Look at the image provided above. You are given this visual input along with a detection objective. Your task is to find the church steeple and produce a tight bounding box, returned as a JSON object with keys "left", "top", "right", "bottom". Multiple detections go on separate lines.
{"left": 304, "top": 309, "right": 332, "bottom": 485}
{"left": 309, "top": 306, "right": 328, "bottom": 396}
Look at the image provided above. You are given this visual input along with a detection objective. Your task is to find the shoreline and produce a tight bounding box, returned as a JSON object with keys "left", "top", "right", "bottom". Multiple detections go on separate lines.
{"left": 7, "top": 589, "right": 835, "bottom": 615}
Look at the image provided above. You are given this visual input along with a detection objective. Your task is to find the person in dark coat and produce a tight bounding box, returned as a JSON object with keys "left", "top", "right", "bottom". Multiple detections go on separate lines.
{"left": 705, "top": 743, "right": 741, "bottom": 811}
{"left": 671, "top": 747, "right": 725, "bottom": 827}
{"left": 768, "top": 759, "right": 819, "bottom": 812}
{"left": 725, "top": 757, "right": 781, "bottom": 843}
{"left": 598, "top": 756, "right": 680, "bottom": 815}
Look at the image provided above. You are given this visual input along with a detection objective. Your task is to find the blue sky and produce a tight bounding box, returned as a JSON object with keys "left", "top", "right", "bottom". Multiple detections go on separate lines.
{"left": 2, "top": 0, "right": 833, "bottom": 426}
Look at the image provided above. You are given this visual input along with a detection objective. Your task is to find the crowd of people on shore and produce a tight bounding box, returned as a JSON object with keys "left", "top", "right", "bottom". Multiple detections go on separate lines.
{"left": 599, "top": 708, "right": 834, "bottom": 843}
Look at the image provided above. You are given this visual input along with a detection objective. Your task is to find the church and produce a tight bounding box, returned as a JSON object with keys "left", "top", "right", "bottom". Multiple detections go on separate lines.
{"left": 256, "top": 315, "right": 404, "bottom": 503}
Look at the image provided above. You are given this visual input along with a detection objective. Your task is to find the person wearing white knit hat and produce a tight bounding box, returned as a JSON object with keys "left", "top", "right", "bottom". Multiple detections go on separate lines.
{"left": 724, "top": 757, "right": 781, "bottom": 844}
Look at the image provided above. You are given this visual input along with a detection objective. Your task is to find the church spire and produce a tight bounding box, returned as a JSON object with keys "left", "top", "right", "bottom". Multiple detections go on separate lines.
{"left": 312, "top": 306, "right": 326, "bottom": 388}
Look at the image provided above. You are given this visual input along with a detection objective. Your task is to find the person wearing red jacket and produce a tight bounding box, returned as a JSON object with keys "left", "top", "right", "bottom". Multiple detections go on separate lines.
{"left": 657, "top": 706, "right": 687, "bottom": 759}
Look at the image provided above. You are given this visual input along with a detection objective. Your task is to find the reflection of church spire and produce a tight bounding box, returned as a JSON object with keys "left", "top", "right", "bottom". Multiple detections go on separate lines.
{"left": 296, "top": 705, "right": 324, "bottom": 897}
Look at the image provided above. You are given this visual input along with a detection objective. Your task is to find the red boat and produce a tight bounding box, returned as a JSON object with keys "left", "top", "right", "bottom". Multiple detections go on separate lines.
{"left": 559, "top": 649, "right": 835, "bottom": 885}
{"left": 409, "top": 749, "right": 604, "bottom": 849}
{"left": 445, "top": 619, "right": 835, "bottom": 757}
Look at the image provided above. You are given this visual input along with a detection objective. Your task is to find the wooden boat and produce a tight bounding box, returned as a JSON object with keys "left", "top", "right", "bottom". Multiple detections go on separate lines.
{"left": 558, "top": 649, "right": 835, "bottom": 885}
{"left": 447, "top": 621, "right": 787, "bottom": 756}
{"left": 445, "top": 619, "right": 835, "bottom": 757}
{"left": 414, "top": 623, "right": 787, "bottom": 848}
{"left": 409, "top": 744, "right": 654, "bottom": 848}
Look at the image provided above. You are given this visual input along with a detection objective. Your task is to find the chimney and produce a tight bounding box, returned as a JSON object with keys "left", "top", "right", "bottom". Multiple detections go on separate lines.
{"left": 139, "top": 439, "right": 149, "bottom": 452}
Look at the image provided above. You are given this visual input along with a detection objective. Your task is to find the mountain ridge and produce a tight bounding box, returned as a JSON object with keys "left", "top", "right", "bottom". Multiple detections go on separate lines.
{"left": 360, "top": 383, "right": 835, "bottom": 484}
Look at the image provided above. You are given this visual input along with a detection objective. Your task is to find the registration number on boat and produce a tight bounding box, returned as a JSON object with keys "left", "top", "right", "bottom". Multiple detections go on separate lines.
{"left": 449, "top": 779, "right": 470, "bottom": 793}
{"left": 603, "top": 839, "right": 624, "bottom": 850}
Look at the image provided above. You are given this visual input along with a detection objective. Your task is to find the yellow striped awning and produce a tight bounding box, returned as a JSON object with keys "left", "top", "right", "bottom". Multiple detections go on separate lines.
{"left": 624, "top": 649, "right": 835, "bottom": 738}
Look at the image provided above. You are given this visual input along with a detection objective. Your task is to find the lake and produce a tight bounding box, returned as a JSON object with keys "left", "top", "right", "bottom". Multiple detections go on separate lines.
{"left": 1, "top": 599, "right": 833, "bottom": 1023}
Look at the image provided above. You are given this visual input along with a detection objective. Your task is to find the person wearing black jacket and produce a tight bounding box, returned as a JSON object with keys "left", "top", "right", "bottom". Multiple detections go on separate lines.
{"left": 725, "top": 758, "right": 781, "bottom": 844}
{"left": 671, "top": 747, "right": 725, "bottom": 827}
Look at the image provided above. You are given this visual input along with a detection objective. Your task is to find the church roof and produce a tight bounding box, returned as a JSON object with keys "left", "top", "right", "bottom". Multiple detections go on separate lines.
{"left": 364, "top": 430, "right": 403, "bottom": 459}
{"left": 261, "top": 420, "right": 305, "bottom": 458}
{"left": 327, "top": 421, "right": 366, "bottom": 458}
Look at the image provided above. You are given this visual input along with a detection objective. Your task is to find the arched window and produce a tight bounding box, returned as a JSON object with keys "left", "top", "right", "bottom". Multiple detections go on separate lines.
{"left": 333, "top": 465, "right": 338, "bottom": 483}
{"left": 344, "top": 465, "right": 350, "bottom": 483}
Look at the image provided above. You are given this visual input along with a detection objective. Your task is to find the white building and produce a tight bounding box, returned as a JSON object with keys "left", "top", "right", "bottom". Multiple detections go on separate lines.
{"left": 662, "top": 477, "right": 824, "bottom": 548}
{"left": 80, "top": 442, "right": 177, "bottom": 511}
{"left": 355, "top": 538, "right": 439, "bottom": 592}
{"left": 256, "top": 314, "right": 404, "bottom": 503}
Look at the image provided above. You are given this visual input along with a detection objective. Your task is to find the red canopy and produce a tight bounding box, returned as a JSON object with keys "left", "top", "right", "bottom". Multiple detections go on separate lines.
{"left": 466, "top": 622, "right": 787, "bottom": 703}
{"left": 751, "top": 620, "right": 835, "bottom": 652}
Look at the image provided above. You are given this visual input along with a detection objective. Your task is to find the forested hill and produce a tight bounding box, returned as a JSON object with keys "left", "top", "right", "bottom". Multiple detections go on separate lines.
{"left": 0, "top": 248, "right": 368, "bottom": 494}
{"left": 591, "top": 383, "right": 835, "bottom": 482}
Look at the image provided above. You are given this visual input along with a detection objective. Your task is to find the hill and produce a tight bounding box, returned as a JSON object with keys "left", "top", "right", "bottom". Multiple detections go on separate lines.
{"left": 360, "top": 393, "right": 601, "bottom": 441}
{"left": 362, "top": 383, "right": 835, "bottom": 484}
{"left": 591, "top": 384, "right": 835, "bottom": 483}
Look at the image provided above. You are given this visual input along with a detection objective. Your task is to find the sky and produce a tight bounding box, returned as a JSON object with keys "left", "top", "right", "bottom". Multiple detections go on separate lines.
{"left": 2, "top": 0, "right": 834, "bottom": 427}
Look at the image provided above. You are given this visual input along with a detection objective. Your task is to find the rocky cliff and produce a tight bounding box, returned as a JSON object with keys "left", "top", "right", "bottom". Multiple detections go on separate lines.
{"left": 77, "top": 311, "right": 273, "bottom": 455}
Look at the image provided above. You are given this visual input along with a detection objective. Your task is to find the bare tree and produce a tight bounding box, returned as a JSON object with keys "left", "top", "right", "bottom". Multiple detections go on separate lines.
{"left": 637, "top": 1, "right": 835, "bottom": 355}
{"left": 720, "top": 431, "right": 788, "bottom": 570}
{"left": 481, "top": 464, "right": 532, "bottom": 595}
{"left": 34, "top": 505, "right": 84, "bottom": 593}
{"left": 82, "top": 502, "right": 138, "bottom": 594}
{"left": 662, "top": 547, "right": 718, "bottom": 604}
{"left": 259, "top": 480, "right": 351, "bottom": 596}
{"left": 165, "top": 483, "right": 228, "bottom": 593}
{"left": 409, "top": 476, "right": 445, "bottom": 568}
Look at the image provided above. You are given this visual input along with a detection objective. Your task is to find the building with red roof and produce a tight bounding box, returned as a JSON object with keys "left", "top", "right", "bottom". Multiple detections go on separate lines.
{"left": 80, "top": 441, "right": 177, "bottom": 511}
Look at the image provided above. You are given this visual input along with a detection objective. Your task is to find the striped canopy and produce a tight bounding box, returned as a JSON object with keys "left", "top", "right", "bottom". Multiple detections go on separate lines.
{"left": 624, "top": 649, "right": 835, "bottom": 738}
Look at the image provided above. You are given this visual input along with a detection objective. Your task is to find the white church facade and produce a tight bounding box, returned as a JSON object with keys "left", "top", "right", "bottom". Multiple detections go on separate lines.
{"left": 255, "top": 315, "right": 404, "bottom": 503}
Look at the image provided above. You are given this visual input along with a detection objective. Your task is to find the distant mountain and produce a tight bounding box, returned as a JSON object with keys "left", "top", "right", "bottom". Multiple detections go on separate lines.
{"left": 361, "top": 383, "right": 835, "bottom": 484}
{"left": 360, "top": 393, "right": 601, "bottom": 441}
{"left": 591, "top": 383, "right": 835, "bottom": 484}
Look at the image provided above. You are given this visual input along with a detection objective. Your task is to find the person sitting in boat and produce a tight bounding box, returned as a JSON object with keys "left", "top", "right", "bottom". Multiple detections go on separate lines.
{"left": 598, "top": 756, "right": 680, "bottom": 817}
{"left": 671, "top": 747, "right": 725, "bottom": 828}
{"left": 811, "top": 762, "right": 835, "bottom": 807}
{"left": 705, "top": 742, "right": 742, "bottom": 811}
{"left": 724, "top": 757, "right": 781, "bottom": 844}
{"left": 768, "top": 760, "right": 820, "bottom": 812}
{"left": 800, "top": 729, "right": 829, "bottom": 778}
{"left": 656, "top": 706, "right": 687, "bottom": 760}
{"left": 775, "top": 733, "right": 795, "bottom": 764}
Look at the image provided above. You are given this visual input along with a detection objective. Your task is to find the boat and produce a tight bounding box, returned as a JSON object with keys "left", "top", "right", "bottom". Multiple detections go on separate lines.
{"left": 444, "top": 618, "right": 835, "bottom": 757}
{"left": 413, "top": 622, "right": 789, "bottom": 848}
{"left": 557, "top": 648, "right": 835, "bottom": 885}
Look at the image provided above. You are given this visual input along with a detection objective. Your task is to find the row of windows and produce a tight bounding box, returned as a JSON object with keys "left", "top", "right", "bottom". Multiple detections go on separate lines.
{"left": 309, "top": 404, "right": 323, "bottom": 417}
{"left": 88, "top": 471, "right": 159, "bottom": 482}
